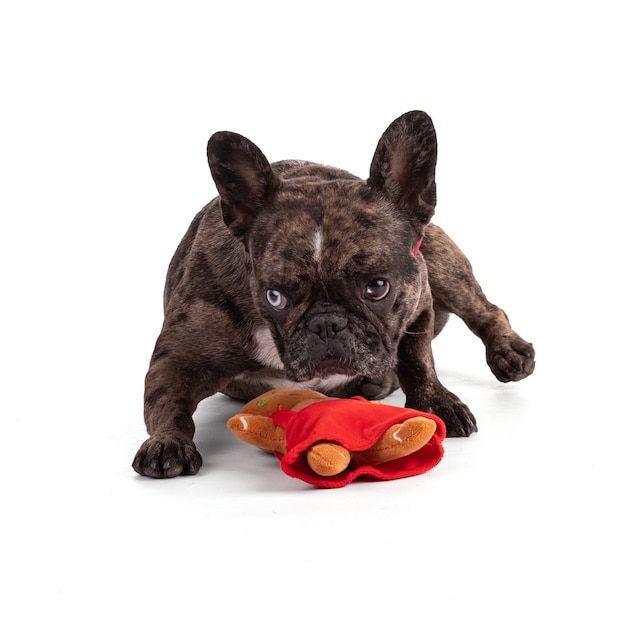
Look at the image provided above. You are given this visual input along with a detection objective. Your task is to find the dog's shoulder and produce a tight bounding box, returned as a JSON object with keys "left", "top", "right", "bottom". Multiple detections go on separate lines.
{"left": 164, "top": 198, "right": 250, "bottom": 308}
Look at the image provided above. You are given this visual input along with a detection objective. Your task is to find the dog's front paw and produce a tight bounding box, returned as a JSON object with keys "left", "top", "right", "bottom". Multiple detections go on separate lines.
{"left": 132, "top": 435, "right": 202, "bottom": 478}
{"left": 486, "top": 333, "right": 535, "bottom": 382}
{"left": 408, "top": 387, "right": 477, "bottom": 437}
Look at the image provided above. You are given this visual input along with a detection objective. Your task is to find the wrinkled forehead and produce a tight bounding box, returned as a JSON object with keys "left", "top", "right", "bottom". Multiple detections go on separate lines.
{"left": 250, "top": 180, "right": 413, "bottom": 280}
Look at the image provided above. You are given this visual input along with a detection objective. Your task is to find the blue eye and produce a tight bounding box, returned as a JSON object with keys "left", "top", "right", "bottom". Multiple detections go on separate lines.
{"left": 266, "top": 289, "right": 288, "bottom": 310}
{"left": 363, "top": 279, "right": 390, "bottom": 301}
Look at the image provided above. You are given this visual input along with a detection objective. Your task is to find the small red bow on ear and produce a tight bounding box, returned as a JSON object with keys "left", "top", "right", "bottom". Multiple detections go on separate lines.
{"left": 412, "top": 235, "right": 424, "bottom": 256}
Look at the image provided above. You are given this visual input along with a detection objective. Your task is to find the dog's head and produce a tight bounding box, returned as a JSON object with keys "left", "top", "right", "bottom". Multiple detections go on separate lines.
{"left": 207, "top": 111, "right": 437, "bottom": 382}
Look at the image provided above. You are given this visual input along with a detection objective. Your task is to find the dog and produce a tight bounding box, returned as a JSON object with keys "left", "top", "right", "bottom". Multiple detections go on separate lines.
{"left": 132, "top": 110, "right": 535, "bottom": 478}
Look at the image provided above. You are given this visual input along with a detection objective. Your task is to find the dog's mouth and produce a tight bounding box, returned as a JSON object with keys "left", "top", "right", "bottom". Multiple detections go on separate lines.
{"left": 282, "top": 310, "right": 396, "bottom": 383}
{"left": 284, "top": 345, "right": 397, "bottom": 383}
{"left": 286, "top": 358, "right": 360, "bottom": 382}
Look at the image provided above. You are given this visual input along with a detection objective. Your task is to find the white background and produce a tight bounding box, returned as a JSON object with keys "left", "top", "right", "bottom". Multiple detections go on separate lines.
{"left": 1, "top": 1, "right": 624, "bottom": 624}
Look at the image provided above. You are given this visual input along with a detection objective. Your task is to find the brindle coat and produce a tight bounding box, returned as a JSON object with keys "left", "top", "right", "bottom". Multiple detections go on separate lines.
{"left": 133, "top": 111, "right": 535, "bottom": 478}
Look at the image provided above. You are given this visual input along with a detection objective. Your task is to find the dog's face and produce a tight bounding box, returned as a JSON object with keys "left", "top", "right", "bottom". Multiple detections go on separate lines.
{"left": 208, "top": 111, "right": 438, "bottom": 383}
{"left": 247, "top": 179, "right": 424, "bottom": 381}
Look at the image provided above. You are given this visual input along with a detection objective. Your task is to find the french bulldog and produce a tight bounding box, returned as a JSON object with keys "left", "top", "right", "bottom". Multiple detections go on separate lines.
{"left": 132, "top": 110, "right": 535, "bottom": 478}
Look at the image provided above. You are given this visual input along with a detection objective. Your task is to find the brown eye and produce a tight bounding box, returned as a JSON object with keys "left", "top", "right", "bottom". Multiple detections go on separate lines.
{"left": 266, "top": 289, "right": 288, "bottom": 310}
{"left": 363, "top": 279, "right": 390, "bottom": 301}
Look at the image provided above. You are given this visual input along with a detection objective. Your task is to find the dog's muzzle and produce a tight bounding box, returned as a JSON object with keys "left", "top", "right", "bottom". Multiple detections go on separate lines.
{"left": 306, "top": 307, "right": 348, "bottom": 340}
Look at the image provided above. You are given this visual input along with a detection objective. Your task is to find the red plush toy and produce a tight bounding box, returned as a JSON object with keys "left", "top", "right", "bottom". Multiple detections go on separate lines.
{"left": 227, "top": 389, "right": 446, "bottom": 488}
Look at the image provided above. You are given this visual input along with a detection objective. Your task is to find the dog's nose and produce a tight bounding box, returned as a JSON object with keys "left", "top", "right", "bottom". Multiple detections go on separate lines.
{"left": 307, "top": 312, "right": 348, "bottom": 339}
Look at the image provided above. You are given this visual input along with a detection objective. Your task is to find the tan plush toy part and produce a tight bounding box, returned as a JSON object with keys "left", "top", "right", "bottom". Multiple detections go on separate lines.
{"left": 227, "top": 389, "right": 446, "bottom": 488}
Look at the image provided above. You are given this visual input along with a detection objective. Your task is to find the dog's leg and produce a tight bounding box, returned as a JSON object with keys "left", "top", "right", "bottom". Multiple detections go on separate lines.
{"left": 133, "top": 390, "right": 202, "bottom": 478}
{"left": 132, "top": 343, "right": 208, "bottom": 477}
{"left": 421, "top": 224, "right": 535, "bottom": 382}
{"left": 132, "top": 310, "right": 242, "bottom": 478}
{"left": 397, "top": 284, "right": 478, "bottom": 437}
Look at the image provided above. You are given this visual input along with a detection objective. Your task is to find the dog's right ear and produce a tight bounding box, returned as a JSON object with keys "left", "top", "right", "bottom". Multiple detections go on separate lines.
{"left": 207, "top": 132, "right": 280, "bottom": 240}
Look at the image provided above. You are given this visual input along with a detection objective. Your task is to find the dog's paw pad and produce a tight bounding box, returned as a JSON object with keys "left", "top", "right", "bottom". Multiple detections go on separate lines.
{"left": 409, "top": 388, "right": 477, "bottom": 438}
{"left": 132, "top": 436, "right": 202, "bottom": 478}
{"left": 487, "top": 334, "right": 535, "bottom": 382}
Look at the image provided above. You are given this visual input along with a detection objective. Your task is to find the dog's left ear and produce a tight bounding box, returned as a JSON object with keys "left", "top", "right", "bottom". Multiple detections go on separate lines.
{"left": 368, "top": 111, "right": 437, "bottom": 230}
{"left": 207, "top": 131, "right": 280, "bottom": 240}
